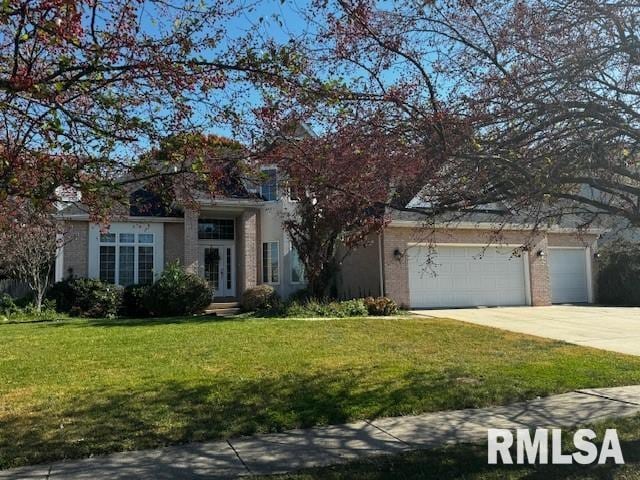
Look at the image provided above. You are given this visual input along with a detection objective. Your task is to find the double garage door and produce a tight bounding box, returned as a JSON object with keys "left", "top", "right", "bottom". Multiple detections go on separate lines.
{"left": 408, "top": 245, "right": 589, "bottom": 308}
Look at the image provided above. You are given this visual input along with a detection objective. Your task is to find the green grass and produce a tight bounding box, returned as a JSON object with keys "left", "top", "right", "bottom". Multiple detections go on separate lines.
{"left": 3, "top": 315, "right": 640, "bottom": 469}
{"left": 263, "top": 415, "right": 640, "bottom": 479}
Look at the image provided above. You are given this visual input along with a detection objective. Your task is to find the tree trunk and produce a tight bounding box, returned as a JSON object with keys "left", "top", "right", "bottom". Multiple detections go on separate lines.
{"left": 34, "top": 290, "right": 43, "bottom": 312}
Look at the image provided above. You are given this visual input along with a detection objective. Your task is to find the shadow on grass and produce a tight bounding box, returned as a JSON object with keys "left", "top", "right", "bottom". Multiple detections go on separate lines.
{"left": 3, "top": 362, "right": 639, "bottom": 472}
{"left": 84, "top": 314, "right": 248, "bottom": 328}
{"left": 0, "top": 370, "right": 395, "bottom": 469}
{"left": 0, "top": 366, "right": 529, "bottom": 470}
{"left": 280, "top": 440, "right": 640, "bottom": 480}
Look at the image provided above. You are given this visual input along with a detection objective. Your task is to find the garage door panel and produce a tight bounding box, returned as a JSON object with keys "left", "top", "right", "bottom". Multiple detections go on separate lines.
{"left": 409, "top": 246, "right": 528, "bottom": 308}
{"left": 549, "top": 248, "right": 589, "bottom": 304}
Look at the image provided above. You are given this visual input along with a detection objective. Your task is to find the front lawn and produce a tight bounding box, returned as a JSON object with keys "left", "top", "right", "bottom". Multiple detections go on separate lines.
{"left": 2, "top": 316, "right": 640, "bottom": 469}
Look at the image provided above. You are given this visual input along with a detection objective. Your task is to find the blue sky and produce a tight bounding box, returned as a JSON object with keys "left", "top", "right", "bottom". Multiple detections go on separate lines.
{"left": 133, "top": 1, "right": 318, "bottom": 142}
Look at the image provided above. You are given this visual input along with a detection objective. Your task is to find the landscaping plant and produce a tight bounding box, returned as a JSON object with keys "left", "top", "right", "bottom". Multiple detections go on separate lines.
{"left": 240, "top": 284, "right": 281, "bottom": 312}
{"left": 48, "top": 278, "right": 122, "bottom": 318}
{"left": 142, "top": 262, "right": 211, "bottom": 316}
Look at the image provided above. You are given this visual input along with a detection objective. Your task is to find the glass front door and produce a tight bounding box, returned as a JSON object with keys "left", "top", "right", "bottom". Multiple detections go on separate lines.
{"left": 200, "top": 245, "right": 235, "bottom": 297}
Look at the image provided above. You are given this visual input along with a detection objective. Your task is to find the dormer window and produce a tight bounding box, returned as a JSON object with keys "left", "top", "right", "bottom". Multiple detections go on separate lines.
{"left": 260, "top": 167, "right": 278, "bottom": 201}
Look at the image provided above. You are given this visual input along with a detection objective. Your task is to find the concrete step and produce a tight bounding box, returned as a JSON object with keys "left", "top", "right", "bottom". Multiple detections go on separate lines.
{"left": 207, "top": 301, "right": 240, "bottom": 309}
{"left": 204, "top": 305, "right": 242, "bottom": 316}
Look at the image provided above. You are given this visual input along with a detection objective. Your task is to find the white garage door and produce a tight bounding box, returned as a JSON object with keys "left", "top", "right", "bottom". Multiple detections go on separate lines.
{"left": 408, "top": 246, "right": 528, "bottom": 308}
{"left": 549, "top": 248, "right": 589, "bottom": 304}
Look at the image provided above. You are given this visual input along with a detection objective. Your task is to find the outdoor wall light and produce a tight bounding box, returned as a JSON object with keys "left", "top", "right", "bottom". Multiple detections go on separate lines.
{"left": 594, "top": 252, "right": 601, "bottom": 259}
{"left": 393, "top": 248, "right": 403, "bottom": 260}
{"left": 537, "top": 250, "right": 546, "bottom": 257}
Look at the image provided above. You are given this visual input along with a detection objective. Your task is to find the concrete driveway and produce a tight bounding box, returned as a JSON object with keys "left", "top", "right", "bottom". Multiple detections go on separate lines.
{"left": 412, "top": 306, "right": 640, "bottom": 356}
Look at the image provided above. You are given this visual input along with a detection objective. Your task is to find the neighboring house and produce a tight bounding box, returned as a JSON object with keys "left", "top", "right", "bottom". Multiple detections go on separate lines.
{"left": 56, "top": 170, "right": 603, "bottom": 309}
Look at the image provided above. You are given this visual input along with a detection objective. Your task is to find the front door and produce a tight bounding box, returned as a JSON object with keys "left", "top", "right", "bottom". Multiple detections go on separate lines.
{"left": 199, "top": 245, "right": 235, "bottom": 298}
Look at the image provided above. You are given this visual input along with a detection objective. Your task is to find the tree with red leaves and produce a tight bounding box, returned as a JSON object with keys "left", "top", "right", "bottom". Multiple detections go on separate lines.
{"left": 260, "top": 112, "right": 447, "bottom": 298}
{"left": 0, "top": 0, "right": 308, "bottom": 221}
{"left": 283, "top": 0, "right": 640, "bottom": 231}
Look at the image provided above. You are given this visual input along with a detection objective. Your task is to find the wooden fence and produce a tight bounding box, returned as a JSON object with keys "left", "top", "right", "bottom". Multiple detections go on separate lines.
{"left": 0, "top": 279, "right": 30, "bottom": 299}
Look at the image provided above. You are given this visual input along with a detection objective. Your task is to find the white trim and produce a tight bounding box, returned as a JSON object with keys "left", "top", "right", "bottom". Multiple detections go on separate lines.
{"left": 408, "top": 242, "right": 525, "bottom": 248}
{"left": 585, "top": 247, "right": 595, "bottom": 303}
{"left": 57, "top": 214, "right": 184, "bottom": 223}
{"left": 88, "top": 223, "right": 164, "bottom": 284}
{"left": 289, "top": 244, "right": 305, "bottom": 285}
{"left": 262, "top": 240, "right": 281, "bottom": 285}
{"left": 378, "top": 233, "right": 385, "bottom": 296}
{"left": 198, "top": 244, "right": 236, "bottom": 297}
{"left": 55, "top": 233, "right": 64, "bottom": 282}
{"left": 389, "top": 219, "right": 606, "bottom": 235}
{"left": 523, "top": 251, "right": 532, "bottom": 306}
{"left": 197, "top": 198, "right": 265, "bottom": 208}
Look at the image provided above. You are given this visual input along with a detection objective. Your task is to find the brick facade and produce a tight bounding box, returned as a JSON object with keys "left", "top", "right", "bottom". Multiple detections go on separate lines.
{"left": 62, "top": 221, "right": 88, "bottom": 278}
{"left": 238, "top": 209, "right": 258, "bottom": 292}
{"left": 527, "top": 233, "right": 551, "bottom": 305}
{"left": 338, "top": 234, "right": 382, "bottom": 299}
{"left": 164, "top": 222, "right": 184, "bottom": 266}
{"left": 381, "top": 228, "right": 411, "bottom": 307}
{"left": 183, "top": 208, "right": 199, "bottom": 274}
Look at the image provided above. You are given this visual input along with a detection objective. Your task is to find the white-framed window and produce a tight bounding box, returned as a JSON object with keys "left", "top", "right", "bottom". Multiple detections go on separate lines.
{"left": 90, "top": 224, "right": 163, "bottom": 286}
{"left": 98, "top": 232, "right": 155, "bottom": 286}
{"left": 260, "top": 167, "right": 278, "bottom": 201}
{"left": 262, "top": 241, "right": 280, "bottom": 284}
{"left": 290, "top": 247, "right": 305, "bottom": 284}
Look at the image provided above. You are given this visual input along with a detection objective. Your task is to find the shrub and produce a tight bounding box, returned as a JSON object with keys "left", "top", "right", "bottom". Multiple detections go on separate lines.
{"left": 598, "top": 241, "right": 640, "bottom": 306}
{"left": 285, "top": 298, "right": 368, "bottom": 318}
{"left": 0, "top": 294, "right": 19, "bottom": 316}
{"left": 47, "top": 278, "right": 122, "bottom": 318}
{"left": 20, "top": 298, "right": 58, "bottom": 317}
{"left": 47, "top": 278, "right": 76, "bottom": 312}
{"left": 122, "top": 284, "right": 151, "bottom": 317}
{"left": 240, "top": 284, "right": 281, "bottom": 312}
{"left": 143, "top": 262, "right": 211, "bottom": 316}
{"left": 363, "top": 296, "right": 399, "bottom": 316}
{"left": 288, "top": 287, "right": 312, "bottom": 303}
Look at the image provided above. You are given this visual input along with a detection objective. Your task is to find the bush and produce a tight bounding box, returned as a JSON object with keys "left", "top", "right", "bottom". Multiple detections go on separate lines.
{"left": 122, "top": 284, "right": 151, "bottom": 317}
{"left": 598, "top": 241, "right": 640, "bottom": 305}
{"left": 240, "top": 284, "right": 281, "bottom": 312}
{"left": 288, "top": 287, "right": 312, "bottom": 303}
{"left": 285, "top": 298, "right": 368, "bottom": 318}
{"left": 143, "top": 262, "right": 210, "bottom": 316}
{"left": 363, "top": 296, "right": 399, "bottom": 316}
{"left": 47, "top": 278, "right": 76, "bottom": 312}
{"left": 0, "top": 294, "right": 19, "bottom": 316}
{"left": 47, "top": 278, "right": 122, "bottom": 318}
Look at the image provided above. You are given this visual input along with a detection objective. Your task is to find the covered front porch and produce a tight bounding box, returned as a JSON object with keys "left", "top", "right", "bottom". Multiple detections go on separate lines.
{"left": 182, "top": 204, "right": 260, "bottom": 300}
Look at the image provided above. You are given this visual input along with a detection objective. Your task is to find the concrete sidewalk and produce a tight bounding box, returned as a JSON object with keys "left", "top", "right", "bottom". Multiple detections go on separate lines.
{"left": 4, "top": 386, "right": 640, "bottom": 479}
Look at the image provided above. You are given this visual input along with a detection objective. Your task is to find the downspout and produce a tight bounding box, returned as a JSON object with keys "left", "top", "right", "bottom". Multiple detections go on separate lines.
{"left": 378, "top": 232, "right": 385, "bottom": 297}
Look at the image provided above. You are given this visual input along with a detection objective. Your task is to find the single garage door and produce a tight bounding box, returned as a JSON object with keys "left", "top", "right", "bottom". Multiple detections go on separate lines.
{"left": 408, "top": 245, "right": 528, "bottom": 308}
{"left": 548, "top": 248, "right": 589, "bottom": 304}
